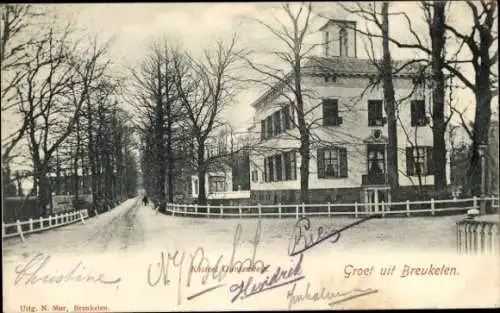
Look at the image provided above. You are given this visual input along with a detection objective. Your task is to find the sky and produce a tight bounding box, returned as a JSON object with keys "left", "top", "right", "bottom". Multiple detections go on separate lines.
{"left": 2, "top": 2, "right": 497, "bottom": 177}
{"left": 44, "top": 2, "right": 496, "bottom": 130}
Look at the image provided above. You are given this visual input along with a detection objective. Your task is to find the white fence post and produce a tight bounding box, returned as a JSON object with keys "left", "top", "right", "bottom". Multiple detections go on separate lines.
{"left": 220, "top": 204, "right": 224, "bottom": 218}
{"left": 39, "top": 217, "right": 44, "bottom": 230}
{"left": 79, "top": 211, "right": 86, "bottom": 224}
{"left": 295, "top": 204, "right": 299, "bottom": 220}
{"left": 406, "top": 200, "right": 410, "bottom": 217}
{"left": 278, "top": 203, "right": 282, "bottom": 219}
{"left": 327, "top": 202, "right": 331, "bottom": 217}
{"left": 381, "top": 201, "right": 385, "bottom": 218}
{"left": 238, "top": 204, "right": 242, "bottom": 218}
{"left": 354, "top": 202, "right": 358, "bottom": 218}
{"left": 194, "top": 203, "right": 198, "bottom": 215}
{"left": 172, "top": 204, "right": 176, "bottom": 217}
{"left": 431, "top": 198, "right": 435, "bottom": 216}
{"left": 94, "top": 209, "right": 98, "bottom": 217}
{"left": 49, "top": 215, "right": 52, "bottom": 227}
{"left": 29, "top": 218, "right": 33, "bottom": 232}
{"left": 184, "top": 204, "right": 187, "bottom": 216}
{"left": 16, "top": 220, "right": 25, "bottom": 242}
{"left": 473, "top": 196, "right": 478, "bottom": 209}
{"left": 207, "top": 204, "right": 211, "bottom": 218}
{"left": 258, "top": 203, "right": 262, "bottom": 219}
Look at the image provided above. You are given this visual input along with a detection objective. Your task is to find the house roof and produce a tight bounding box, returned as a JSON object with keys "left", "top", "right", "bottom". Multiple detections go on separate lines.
{"left": 250, "top": 56, "right": 426, "bottom": 108}
{"left": 303, "top": 56, "right": 425, "bottom": 78}
{"left": 318, "top": 19, "right": 356, "bottom": 31}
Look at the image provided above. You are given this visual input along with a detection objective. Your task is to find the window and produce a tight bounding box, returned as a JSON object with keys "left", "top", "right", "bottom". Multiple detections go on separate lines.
{"left": 263, "top": 151, "right": 297, "bottom": 182}
{"left": 406, "top": 146, "right": 434, "bottom": 176}
{"left": 368, "top": 100, "right": 386, "bottom": 126}
{"left": 317, "top": 147, "right": 348, "bottom": 178}
{"left": 339, "top": 27, "right": 348, "bottom": 57}
{"left": 273, "top": 110, "right": 281, "bottom": 135}
{"left": 251, "top": 170, "right": 258, "bottom": 182}
{"left": 411, "top": 100, "right": 428, "bottom": 126}
{"left": 322, "top": 99, "right": 342, "bottom": 126}
{"left": 260, "top": 105, "right": 295, "bottom": 141}
{"left": 284, "top": 151, "right": 297, "bottom": 180}
{"left": 367, "top": 144, "right": 386, "bottom": 175}
{"left": 209, "top": 176, "right": 226, "bottom": 193}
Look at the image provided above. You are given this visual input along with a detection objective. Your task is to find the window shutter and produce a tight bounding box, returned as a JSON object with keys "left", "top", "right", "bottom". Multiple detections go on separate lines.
{"left": 317, "top": 148, "right": 325, "bottom": 178}
{"left": 419, "top": 100, "right": 426, "bottom": 120}
{"left": 260, "top": 120, "right": 266, "bottom": 140}
{"left": 264, "top": 158, "right": 268, "bottom": 182}
{"left": 339, "top": 147, "right": 348, "bottom": 178}
{"left": 322, "top": 100, "right": 328, "bottom": 126}
{"left": 266, "top": 116, "right": 273, "bottom": 138}
{"left": 410, "top": 101, "right": 417, "bottom": 126}
{"left": 406, "top": 147, "right": 414, "bottom": 176}
{"left": 426, "top": 146, "right": 434, "bottom": 175}
{"left": 331, "top": 100, "right": 339, "bottom": 125}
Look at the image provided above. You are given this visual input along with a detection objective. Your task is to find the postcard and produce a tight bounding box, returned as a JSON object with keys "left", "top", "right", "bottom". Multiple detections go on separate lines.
{"left": 2, "top": 2, "right": 499, "bottom": 312}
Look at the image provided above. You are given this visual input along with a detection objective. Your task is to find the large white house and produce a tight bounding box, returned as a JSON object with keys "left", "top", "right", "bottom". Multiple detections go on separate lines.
{"left": 247, "top": 19, "right": 451, "bottom": 208}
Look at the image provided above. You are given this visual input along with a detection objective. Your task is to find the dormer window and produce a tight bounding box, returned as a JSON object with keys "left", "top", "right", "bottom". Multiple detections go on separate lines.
{"left": 320, "top": 19, "right": 357, "bottom": 58}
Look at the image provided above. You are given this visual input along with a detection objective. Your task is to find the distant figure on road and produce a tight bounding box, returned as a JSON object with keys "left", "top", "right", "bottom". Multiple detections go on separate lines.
{"left": 142, "top": 196, "right": 149, "bottom": 206}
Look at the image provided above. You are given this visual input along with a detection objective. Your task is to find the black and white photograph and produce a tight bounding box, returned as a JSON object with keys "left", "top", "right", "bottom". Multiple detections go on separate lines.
{"left": 1, "top": 2, "right": 499, "bottom": 311}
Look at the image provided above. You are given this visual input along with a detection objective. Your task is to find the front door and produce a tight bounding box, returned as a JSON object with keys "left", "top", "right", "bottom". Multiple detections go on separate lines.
{"left": 364, "top": 188, "right": 391, "bottom": 212}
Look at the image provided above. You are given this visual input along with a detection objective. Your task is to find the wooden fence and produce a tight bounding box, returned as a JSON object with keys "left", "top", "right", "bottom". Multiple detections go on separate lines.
{"left": 2, "top": 209, "right": 89, "bottom": 242}
{"left": 160, "top": 196, "right": 499, "bottom": 219}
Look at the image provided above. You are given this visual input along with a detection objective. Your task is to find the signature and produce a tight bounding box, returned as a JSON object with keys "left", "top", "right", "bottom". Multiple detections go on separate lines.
{"left": 147, "top": 220, "right": 270, "bottom": 305}
{"left": 287, "top": 281, "right": 378, "bottom": 309}
{"left": 229, "top": 253, "right": 305, "bottom": 303}
{"left": 14, "top": 252, "right": 121, "bottom": 285}
{"left": 288, "top": 215, "right": 376, "bottom": 256}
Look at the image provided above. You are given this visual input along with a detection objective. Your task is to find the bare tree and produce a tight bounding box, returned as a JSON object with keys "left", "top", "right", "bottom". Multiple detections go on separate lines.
{"left": 129, "top": 39, "right": 186, "bottom": 211}
{"left": 14, "top": 19, "right": 111, "bottom": 215}
{"left": 239, "top": 3, "right": 319, "bottom": 204}
{"left": 1, "top": 4, "right": 45, "bottom": 196}
{"left": 173, "top": 34, "right": 241, "bottom": 205}
{"left": 444, "top": 0, "right": 498, "bottom": 197}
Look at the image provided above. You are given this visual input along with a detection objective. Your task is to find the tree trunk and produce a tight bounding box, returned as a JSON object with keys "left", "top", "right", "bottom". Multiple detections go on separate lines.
{"left": 430, "top": 2, "right": 447, "bottom": 199}
{"left": 299, "top": 134, "right": 310, "bottom": 204}
{"left": 166, "top": 100, "right": 174, "bottom": 203}
{"left": 382, "top": 2, "right": 400, "bottom": 199}
{"left": 87, "top": 99, "right": 99, "bottom": 211}
{"left": 469, "top": 72, "right": 492, "bottom": 197}
{"left": 36, "top": 164, "right": 51, "bottom": 216}
{"left": 197, "top": 143, "right": 207, "bottom": 206}
{"left": 73, "top": 116, "right": 81, "bottom": 201}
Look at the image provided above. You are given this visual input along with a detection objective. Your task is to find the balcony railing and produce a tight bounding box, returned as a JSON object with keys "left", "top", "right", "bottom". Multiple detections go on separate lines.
{"left": 362, "top": 173, "right": 387, "bottom": 185}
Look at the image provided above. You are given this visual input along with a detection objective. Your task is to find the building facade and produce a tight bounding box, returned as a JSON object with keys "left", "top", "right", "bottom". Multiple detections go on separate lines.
{"left": 248, "top": 19, "right": 451, "bottom": 208}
